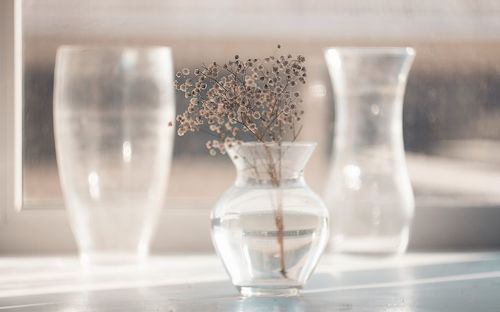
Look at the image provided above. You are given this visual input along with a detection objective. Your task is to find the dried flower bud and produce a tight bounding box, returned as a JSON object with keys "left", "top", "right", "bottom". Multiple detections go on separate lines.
{"left": 174, "top": 46, "right": 307, "bottom": 155}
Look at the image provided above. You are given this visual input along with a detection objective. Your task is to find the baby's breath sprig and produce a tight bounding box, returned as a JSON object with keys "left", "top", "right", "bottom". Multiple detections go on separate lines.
{"left": 174, "top": 45, "right": 307, "bottom": 155}
{"left": 174, "top": 46, "right": 307, "bottom": 279}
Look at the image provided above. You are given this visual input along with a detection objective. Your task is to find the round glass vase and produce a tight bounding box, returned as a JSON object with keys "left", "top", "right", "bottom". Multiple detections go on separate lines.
{"left": 211, "top": 142, "right": 329, "bottom": 297}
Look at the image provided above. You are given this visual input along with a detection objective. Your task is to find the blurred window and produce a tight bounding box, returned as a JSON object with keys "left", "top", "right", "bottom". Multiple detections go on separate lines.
{"left": 17, "top": 1, "right": 500, "bottom": 251}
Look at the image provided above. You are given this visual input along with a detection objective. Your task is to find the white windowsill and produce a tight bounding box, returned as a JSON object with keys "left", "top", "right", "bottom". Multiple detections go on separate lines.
{"left": 0, "top": 252, "right": 499, "bottom": 310}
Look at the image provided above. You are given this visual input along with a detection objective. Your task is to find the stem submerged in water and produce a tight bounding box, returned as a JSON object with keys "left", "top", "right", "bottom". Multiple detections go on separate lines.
{"left": 239, "top": 143, "right": 290, "bottom": 278}
{"left": 265, "top": 144, "right": 287, "bottom": 278}
{"left": 275, "top": 187, "right": 287, "bottom": 278}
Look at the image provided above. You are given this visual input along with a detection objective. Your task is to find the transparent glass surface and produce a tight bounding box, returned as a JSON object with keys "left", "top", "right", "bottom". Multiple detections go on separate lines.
{"left": 324, "top": 48, "right": 415, "bottom": 255}
{"left": 211, "top": 143, "right": 329, "bottom": 297}
{"left": 53, "top": 46, "right": 175, "bottom": 264}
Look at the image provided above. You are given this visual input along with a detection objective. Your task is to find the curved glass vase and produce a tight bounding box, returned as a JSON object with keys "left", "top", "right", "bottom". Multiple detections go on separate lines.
{"left": 54, "top": 46, "right": 175, "bottom": 265}
{"left": 211, "top": 142, "right": 329, "bottom": 297}
{"left": 324, "top": 47, "right": 415, "bottom": 255}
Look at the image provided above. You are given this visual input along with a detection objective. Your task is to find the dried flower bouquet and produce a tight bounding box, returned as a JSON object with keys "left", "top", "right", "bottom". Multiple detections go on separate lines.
{"left": 174, "top": 45, "right": 307, "bottom": 278}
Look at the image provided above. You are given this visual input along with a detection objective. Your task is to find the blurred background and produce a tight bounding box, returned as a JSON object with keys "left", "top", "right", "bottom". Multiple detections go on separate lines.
{"left": 19, "top": 0, "right": 500, "bottom": 252}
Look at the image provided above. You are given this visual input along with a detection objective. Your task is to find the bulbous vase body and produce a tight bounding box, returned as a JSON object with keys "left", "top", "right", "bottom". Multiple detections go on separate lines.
{"left": 211, "top": 142, "right": 329, "bottom": 297}
{"left": 324, "top": 48, "right": 415, "bottom": 255}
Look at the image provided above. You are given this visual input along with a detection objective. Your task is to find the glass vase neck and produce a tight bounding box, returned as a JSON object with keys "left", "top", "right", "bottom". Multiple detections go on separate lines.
{"left": 325, "top": 47, "right": 415, "bottom": 149}
{"left": 226, "top": 142, "right": 316, "bottom": 186}
{"left": 325, "top": 47, "right": 415, "bottom": 90}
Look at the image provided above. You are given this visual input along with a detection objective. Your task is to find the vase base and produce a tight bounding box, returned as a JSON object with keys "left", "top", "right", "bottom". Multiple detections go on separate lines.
{"left": 238, "top": 286, "right": 300, "bottom": 297}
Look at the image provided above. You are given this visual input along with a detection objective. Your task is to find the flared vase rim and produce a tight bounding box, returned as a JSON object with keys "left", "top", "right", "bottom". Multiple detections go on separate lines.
{"left": 57, "top": 45, "right": 172, "bottom": 54}
{"left": 325, "top": 47, "right": 415, "bottom": 56}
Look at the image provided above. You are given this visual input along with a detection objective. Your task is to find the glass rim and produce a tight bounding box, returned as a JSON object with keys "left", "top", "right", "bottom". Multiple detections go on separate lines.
{"left": 56, "top": 45, "right": 172, "bottom": 54}
{"left": 325, "top": 47, "right": 415, "bottom": 56}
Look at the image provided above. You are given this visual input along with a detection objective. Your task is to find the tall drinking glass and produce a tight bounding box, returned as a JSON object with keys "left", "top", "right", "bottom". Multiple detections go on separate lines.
{"left": 53, "top": 46, "right": 175, "bottom": 265}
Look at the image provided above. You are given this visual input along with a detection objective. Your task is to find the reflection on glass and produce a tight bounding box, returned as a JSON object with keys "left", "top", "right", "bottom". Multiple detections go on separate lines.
{"left": 122, "top": 141, "right": 132, "bottom": 163}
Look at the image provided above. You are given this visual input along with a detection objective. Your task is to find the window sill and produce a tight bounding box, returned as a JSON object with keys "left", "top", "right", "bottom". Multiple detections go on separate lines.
{"left": 0, "top": 252, "right": 499, "bottom": 310}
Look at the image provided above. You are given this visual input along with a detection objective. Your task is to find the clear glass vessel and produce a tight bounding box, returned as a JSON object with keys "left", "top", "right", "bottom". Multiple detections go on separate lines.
{"left": 211, "top": 142, "right": 329, "bottom": 297}
{"left": 324, "top": 47, "right": 415, "bottom": 255}
{"left": 53, "top": 46, "right": 175, "bottom": 265}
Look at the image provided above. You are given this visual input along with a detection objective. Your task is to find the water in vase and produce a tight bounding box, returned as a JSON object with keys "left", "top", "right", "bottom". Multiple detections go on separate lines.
{"left": 212, "top": 210, "right": 328, "bottom": 292}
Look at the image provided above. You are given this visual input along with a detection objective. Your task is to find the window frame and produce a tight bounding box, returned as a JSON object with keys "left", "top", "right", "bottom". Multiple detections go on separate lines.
{"left": 0, "top": 0, "right": 22, "bottom": 224}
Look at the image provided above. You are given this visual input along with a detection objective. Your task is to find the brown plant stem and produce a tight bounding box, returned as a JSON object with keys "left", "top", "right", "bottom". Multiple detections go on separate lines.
{"left": 275, "top": 196, "right": 286, "bottom": 278}
{"left": 263, "top": 144, "right": 287, "bottom": 278}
